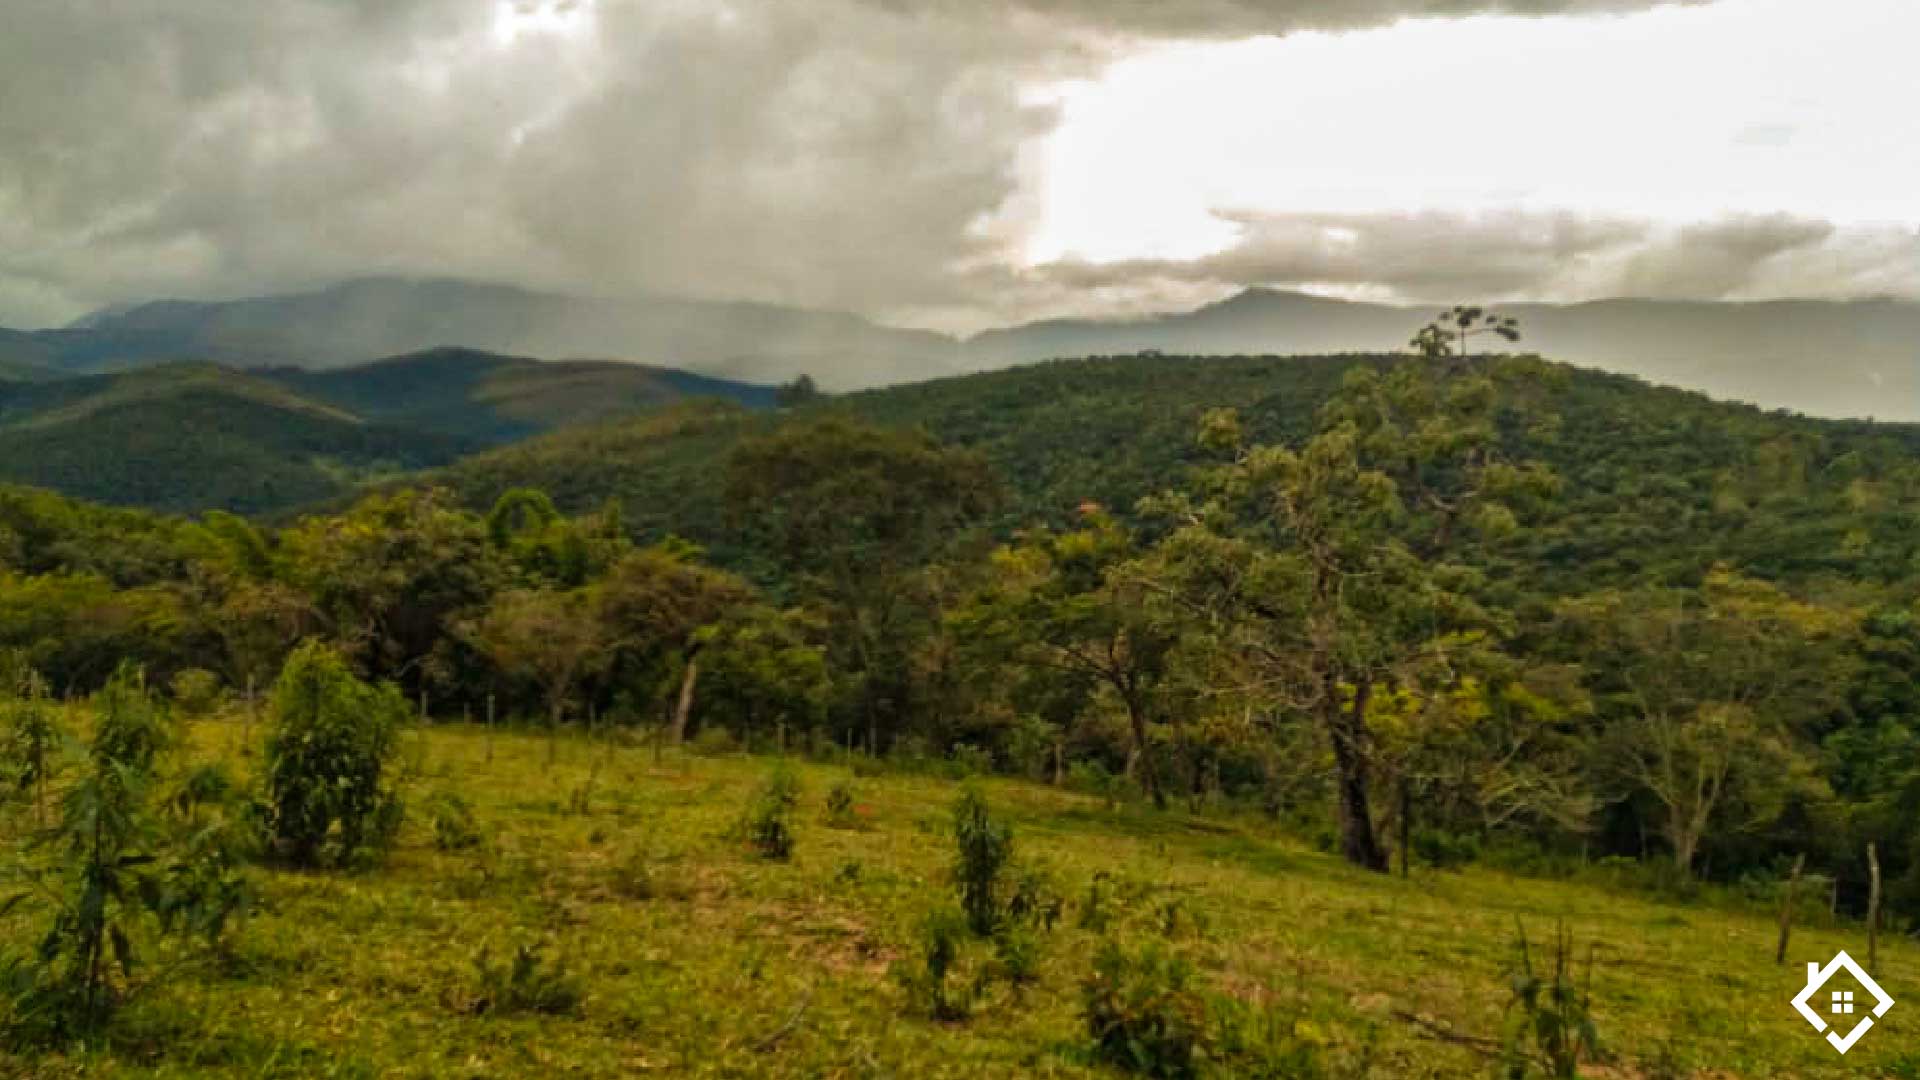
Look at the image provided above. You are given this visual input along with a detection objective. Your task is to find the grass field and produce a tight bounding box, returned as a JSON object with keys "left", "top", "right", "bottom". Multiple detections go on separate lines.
{"left": 6, "top": 721, "right": 1917, "bottom": 1078}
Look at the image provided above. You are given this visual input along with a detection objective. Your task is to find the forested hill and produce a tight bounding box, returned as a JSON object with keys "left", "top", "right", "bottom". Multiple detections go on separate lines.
{"left": 0, "top": 351, "right": 774, "bottom": 515}
{"left": 425, "top": 352, "right": 1920, "bottom": 595}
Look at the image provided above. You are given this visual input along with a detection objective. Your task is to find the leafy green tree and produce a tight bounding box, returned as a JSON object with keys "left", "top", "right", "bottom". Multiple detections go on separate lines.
{"left": 1146, "top": 360, "right": 1555, "bottom": 870}
{"left": 954, "top": 512, "right": 1178, "bottom": 808}
{"left": 261, "top": 641, "right": 407, "bottom": 867}
{"left": 726, "top": 419, "right": 999, "bottom": 752}
{"left": 1413, "top": 306, "right": 1522, "bottom": 362}
{"left": 692, "top": 604, "right": 831, "bottom": 746}
{"left": 775, "top": 374, "right": 821, "bottom": 408}
{"left": 1560, "top": 570, "right": 1849, "bottom": 875}
{"left": 595, "top": 544, "right": 755, "bottom": 743}
{"left": 462, "top": 586, "right": 611, "bottom": 742}
{"left": 280, "top": 489, "right": 500, "bottom": 689}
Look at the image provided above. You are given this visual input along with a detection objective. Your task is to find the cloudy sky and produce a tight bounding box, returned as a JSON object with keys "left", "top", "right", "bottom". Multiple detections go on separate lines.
{"left": 3, "top": 0, "right": 1916, "bottom": 333}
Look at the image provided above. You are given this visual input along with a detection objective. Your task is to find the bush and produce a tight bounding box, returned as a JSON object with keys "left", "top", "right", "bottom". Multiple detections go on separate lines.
{"left": 426, "top": 791, "right": 483, "bottom": 852}
{"left": 824, "top": 779, "right": 858, "bottom": 828}
{"left": 468, "top": 943, "right": 583, "bottom": 1016}
{"left": 742, "top": 765, "right": 800, "bottom": 860}
{"left": 262, "top": 642, "right": 407, "bottom": 868}
{"left": 0, "top": 671, "right": 61, "bottom": 823}
{"left": 953, "top": 786, "right": 1013, "bottom": 936}
{"left": 894, "top": 909, "right": 975, "bottom": 1021}
{"left": 689, "top": 726, "right": 738, "bottom": 757}
{"left": 1412, "top": 827, "right": 1481, "bottom": 870}
{"left": 1, "top": 665, "right": 244, "bottom": 1048}
{"left": 1501, "top": 922, "right": 1600, "bottom": 1079}
{"left": 1081, "top": 941, "right": 1210, "bottom": 1078}
{"left": 992, "top": 924, "right": 1043, "bottom": 988}
{"left": 168, "top": 668, "right": 223, "bottom": 717}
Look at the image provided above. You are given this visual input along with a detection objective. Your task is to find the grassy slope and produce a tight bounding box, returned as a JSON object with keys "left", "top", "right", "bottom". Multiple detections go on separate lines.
{"left": 14, "top": 722, "right": 1914, "bottom": 1078}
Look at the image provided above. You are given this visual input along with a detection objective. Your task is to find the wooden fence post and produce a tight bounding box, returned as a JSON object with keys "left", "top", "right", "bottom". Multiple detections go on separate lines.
{"left": 1775, "top": 854, "right": 1805, "bottom": 965}
{"left": 1867, "top": 843, "right": 1882, "bottom": 975}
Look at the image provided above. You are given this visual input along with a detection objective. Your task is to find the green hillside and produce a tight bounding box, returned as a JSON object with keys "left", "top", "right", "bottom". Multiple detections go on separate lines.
{"left": 0, "top": 352, "right": 775, "bottom": 515}
{"left": 4, "top": 721, "right": 1911, "bottom": 1078}
{"left": 260, "top": 347, "right": 777, "bottom": 444}
{"left": 427, "top": 353, "right": 1920, "bottom": 594}
{"left": 0, "top": 365, "right": 475, "bottom": 514}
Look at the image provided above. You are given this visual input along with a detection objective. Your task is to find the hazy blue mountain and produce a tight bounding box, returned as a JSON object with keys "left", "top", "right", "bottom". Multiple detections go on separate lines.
{"left": 964, "top": 289, "right": 1920, "bottom": 421}
{"left": 20, "top": 277, "right": 955, "bottom": 388}
{"left": 8, "top": 278, "right": 1916, "bottom": 419}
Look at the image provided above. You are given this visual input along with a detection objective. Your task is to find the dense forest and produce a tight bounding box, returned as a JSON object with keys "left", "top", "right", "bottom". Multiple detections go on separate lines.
{"left": 7, "top": 344, "right": 1920, "bottom": 913}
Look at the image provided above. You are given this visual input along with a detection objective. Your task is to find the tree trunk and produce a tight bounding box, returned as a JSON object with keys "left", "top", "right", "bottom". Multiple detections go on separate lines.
{"left": 1775, "top": 853, "right": 1805, "bottom": 965}
{"left": 1324, "top": 679, "right": 1387, "bottom": 872}
{"left": 1124, "top": 694, "right": 1166, "bottom": 810}
{"left": 1398, "top": 777, "right": 1412, "bottom": 879}
{"left": 669, "top": 655, "right": 701, "bottom": 745}
{"left": 1868, "top": 842, "right": 1882, "bottom": 975}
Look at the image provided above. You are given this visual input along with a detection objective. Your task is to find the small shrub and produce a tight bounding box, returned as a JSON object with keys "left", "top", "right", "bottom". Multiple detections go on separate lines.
{"left": 1412, "top": 827, "right": 1481, "bottom": 870}
{"left": 742, "top": 765, "right": 800, "bottom": 860}
{"left": 1210, "top": 992, "right": 1331, "bottom": 1079}
{"left": 894, "top": 909, "right": 975, "bottom": 1021}
{"left": 1079, "top": 871, "right": 1114, "bottom": 932}
{"left": 991, "top": 924, "right": 1043, "bottom": 988}
{"left": 689, "top": 726, "right": 738, "bottom": 757}
{"left": 1500, "top": 922, "right": 1600, "bottom": 1079}
{"left": 426, "top": 791, "right": 483, "bottom": 852}
{"left": 168, "top": 668, "right": 224, "bottom": 717}
{"left": 1081, "top": 941, "right": 1210, "bottom": 1078}
{"left": 1007, "top": 862, "right": 1063, "bottom": 932}
{"left": 166, "top": 762, "right": 239, "bottom": 824}
{"left": 0, "top": 664, "right": 243, "bottom": 1048}
{"left": 953, "top": 786, "right": 1013, "bottom": 936}
{"left": 0, "top": 672, "right": 62, "bottom": 823}
{"left": 849, "top": 755, "right": 886, "bottom": 779}
{"left": 262, "top": 642, "right": 407, "bottom": 868}
{"left": 824, "top": 779, "right": 858, "bottom": 828}
{"left": 468, "top": 943, "right": 583, "bottom": 1016}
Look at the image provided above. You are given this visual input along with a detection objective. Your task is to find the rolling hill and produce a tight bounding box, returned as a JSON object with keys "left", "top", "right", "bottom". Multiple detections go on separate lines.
{"left": 422, "top": 352, "right": 1920, "bottom": 596}
{"left": 0, "top": 351, "right": 775, "bottom": 514}
{"left": 964, "top": 289, "right": 1920, "bottom": 422}
{"left": 259, "top": 347, "right": 778, "bottom": 443}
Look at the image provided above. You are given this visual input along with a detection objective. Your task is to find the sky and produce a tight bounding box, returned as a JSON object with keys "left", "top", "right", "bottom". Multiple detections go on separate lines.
{"left": 2, "top": 0, "right": 1916, "bottom": 333}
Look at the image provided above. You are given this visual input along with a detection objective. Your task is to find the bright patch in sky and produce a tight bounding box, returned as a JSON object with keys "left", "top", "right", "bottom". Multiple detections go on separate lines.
{"left": 1027, "top": 0, "right": 1920, "bottom": 265}
{"left": 491, "top": 0, "right": 596, "bottom": 47}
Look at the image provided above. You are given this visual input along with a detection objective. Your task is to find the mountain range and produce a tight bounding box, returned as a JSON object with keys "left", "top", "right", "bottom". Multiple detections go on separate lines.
{"left": 2, "top": 277, "right": 1914, "bottom": 419}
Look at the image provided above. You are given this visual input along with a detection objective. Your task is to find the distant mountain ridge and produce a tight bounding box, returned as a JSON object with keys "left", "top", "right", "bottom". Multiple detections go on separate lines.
{"left": 9, "top": 277, "right": 956, "bottom": 389}
{"left": 3, "top": 277, "right": 1915, "bottom": 419}
{"left": 965, "top": 289, "right": 1920, "bottom": 421}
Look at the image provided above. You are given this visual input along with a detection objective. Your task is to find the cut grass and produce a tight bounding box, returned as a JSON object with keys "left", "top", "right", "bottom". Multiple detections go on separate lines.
{"left": 4, "top": 720, "right": 1915, "bottom": 1077}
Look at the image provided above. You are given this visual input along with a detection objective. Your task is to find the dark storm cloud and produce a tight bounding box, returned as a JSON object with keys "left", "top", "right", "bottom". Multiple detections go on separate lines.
{"left": 0, "top": 0, "right": 1802, "bottom": 333}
